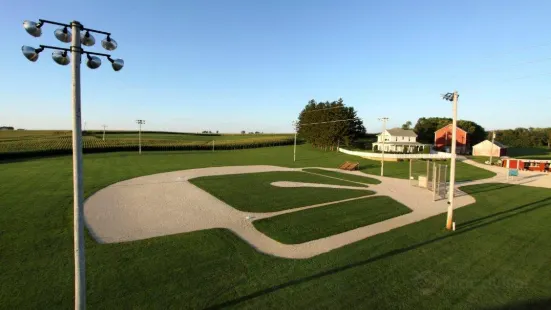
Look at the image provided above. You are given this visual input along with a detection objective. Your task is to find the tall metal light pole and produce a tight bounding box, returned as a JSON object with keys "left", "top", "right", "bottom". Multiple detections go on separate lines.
{"left": 102, "top": 125, "right": 107, "bottom": 141}
{"left": 21, "top": 19, "right": 124, "bottom": 310}
{"left": 136, "top": 120, "right": 145, "bottom": 154}
{"left": 489, "top": 131, "right": 496, "bottom": 165}
{"left": 378, "top": 117, "right": 389, "bottom": 176}
{"left": 442, "top": 91, "right": 459, "bottom": 230}
{"left": 292, "top": 120, "right": 298, "bottom": 162}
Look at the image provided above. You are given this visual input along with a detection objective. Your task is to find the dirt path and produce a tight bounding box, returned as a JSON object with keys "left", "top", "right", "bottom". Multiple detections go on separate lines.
{"left": 85, "top": 165, "right": 475, "bottom": 259}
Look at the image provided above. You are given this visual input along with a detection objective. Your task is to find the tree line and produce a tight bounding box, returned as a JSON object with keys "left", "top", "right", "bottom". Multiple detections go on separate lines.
{"left": 493, "top": 127, "right": 551, "bottom": 148}
{"left": 297, "top": 98, "right": 365, "bottom": 150}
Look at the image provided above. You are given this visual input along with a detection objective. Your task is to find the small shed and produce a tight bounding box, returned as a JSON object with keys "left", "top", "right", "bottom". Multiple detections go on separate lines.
{"left": 472, "top": 140, "right": 508, "bottom": 157}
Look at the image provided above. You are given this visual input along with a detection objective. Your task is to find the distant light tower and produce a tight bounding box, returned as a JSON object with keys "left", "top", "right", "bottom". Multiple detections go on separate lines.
{"left": 102, "top": 125, "right": 107, "bottom": 141}
{"left": 136, "top": 120, "right": 145, "bottom": 154}
{"left": 292, "top": 120, "right": 298, "bottom": 162}
{"left": 21, "top": 18, "right": 124, "bottom": 310}
{"left": 441, "top": 91, "right": 459, "bottom": 231}
{"left": 378, "top": 117, "right": 389, "bottom": 176}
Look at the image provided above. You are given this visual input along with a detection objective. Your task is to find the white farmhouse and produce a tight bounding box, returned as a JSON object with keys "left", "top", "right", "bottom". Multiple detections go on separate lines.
{"left": 372, "top": 128, "right": 426, "bottom": 153}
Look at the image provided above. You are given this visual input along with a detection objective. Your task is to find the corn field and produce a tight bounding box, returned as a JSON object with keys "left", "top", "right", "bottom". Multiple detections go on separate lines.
{"left": 0, "top": 134, "right": 296, "bottom": 159}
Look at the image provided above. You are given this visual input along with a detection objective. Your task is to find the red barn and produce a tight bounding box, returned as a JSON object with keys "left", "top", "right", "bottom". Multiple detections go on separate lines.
{"left": 434, "top": 124, "right": 469, "bottom": 154}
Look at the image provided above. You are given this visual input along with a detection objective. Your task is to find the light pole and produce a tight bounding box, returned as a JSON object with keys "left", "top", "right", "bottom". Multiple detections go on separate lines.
{"left": 378, "top": 117, "right": 389, "bottom": 176}
{"left": 21, "top": 19, "right": 124, "bottom": 310}
{"left": 136, "top": 120, "right": 145, "bottom": 154}
{"left": 442, "top": 91, "right": 459, "bottom": 230}
{"left": 292, "top": 120, "right": 298, "bottom": 162}
{"left": 489, "top": 131, "right": 496, "bottom": 165}
{"left": 102, "top": 125, "right": 107, "bottom": 141}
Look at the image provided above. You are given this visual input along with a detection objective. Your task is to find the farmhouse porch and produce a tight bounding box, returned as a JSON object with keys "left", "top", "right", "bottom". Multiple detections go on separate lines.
{"left": 372, "top": 142, "right": 426, "bottom": 153}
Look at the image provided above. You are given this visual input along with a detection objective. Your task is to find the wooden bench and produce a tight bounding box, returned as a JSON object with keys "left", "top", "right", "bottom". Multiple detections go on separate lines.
{"left": 339, "top": 161, "right": 360, "bottom": 171}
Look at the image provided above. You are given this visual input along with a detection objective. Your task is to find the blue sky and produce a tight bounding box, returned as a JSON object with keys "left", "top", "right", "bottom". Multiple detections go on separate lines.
{"left": 1, "top": 0, "right": 550, "bottom": 133}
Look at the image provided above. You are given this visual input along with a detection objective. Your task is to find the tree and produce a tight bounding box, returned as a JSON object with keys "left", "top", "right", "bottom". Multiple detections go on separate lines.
{"left": 401, "top": 121, "right": 412, "bottom": 130}
{"left": 496, "top": 127, "right": 551, "bottom": 148}
{"left": 241, "top": 130, "right": 246, "bottom": 135}
{"left": 297, "top": 98, "right": 366, "bottom": 149}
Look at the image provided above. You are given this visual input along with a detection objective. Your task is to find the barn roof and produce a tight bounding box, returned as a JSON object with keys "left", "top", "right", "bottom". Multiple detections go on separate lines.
{"left": 435, "top": 123, "right": 467, "bottom": 134}
{"left": 385, "top": 128, "right": 417, "bottom": 137}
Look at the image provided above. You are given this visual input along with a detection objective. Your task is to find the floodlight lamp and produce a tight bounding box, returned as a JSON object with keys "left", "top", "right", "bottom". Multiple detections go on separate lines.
{"left": 101, "top": 36, "right": 118, "bottom": 51}
{"left": 52, "top": 50, "right": 71, "bottom": 65}
{"left": 54, "top": 27, "right": 72, "bottom": 43}
{"left": 108, "top": 57, "right": 124, "bottom": 71}
{"left": 21, "top": 45, "right": 43, "bottom": 62}
{"left": 23, "top": 20, "right": 42, "bottom": 37}
{"left": 81, "top": 31, "right": 95, "bottom": 46}
{"left": 86, "top": 54, "right": 101, "bottom": 69}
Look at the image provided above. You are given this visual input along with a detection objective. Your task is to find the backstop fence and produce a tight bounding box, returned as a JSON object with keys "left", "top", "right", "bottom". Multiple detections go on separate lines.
{"left": 409, "top": 159, "right": 448, "bottom": 201}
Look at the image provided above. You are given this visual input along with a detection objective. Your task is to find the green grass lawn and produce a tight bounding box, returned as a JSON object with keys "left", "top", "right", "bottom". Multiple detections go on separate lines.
{"left": 190, "top": 171, "right": 373, "bottom": 212}
{"left": 302, "top": 168, "right": 381, "bottom": 185}
{"left": 1, "top": 145, "right": 527, "bottom": 309}
{"left": 253, "top": 196, "right": 411, "bottom": 244}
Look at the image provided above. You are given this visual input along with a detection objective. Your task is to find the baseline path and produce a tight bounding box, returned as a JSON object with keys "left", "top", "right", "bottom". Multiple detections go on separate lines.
{"left": 85, "top": 165, "right": 475, "bottom": 259}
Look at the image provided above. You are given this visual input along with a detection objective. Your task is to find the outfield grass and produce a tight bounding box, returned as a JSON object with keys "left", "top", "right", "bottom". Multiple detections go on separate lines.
{"left": 253, "top": 196, "right": 411, "bottom": 244}
{"left": 190, "top": 171, "right": 373, "bottom": 212}
{"left": 302, "top": 168, "right": 381, "bottom": 185}
{"left": 0, "top": 145, "right": 522, "bottom": 309}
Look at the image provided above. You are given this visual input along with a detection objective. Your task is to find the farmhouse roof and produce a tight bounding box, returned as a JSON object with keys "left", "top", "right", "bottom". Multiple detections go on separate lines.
{"left": 385, "top": 128, "right": 417, "bottom": 137}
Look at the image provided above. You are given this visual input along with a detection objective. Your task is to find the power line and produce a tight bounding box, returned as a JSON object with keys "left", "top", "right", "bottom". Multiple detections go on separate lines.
{"left": 299, "top": 118, "right": 360, "bottom": 126}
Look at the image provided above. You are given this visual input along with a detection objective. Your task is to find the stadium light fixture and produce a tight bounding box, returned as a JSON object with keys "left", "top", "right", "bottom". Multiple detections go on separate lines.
{"left": 21, "top": 45, "right": 43, "bottom": 62}
{"left": 108, "top": 57, "right": 124, "bottom": 71}
{"left": 54, "top": 27, "right": 72, "bottom": 43}
{"left": 86, "top": 54, "right": 102, "bottom": 69}
{"left": 52, "top": 50, "right": 71, "bottom": 65}
{"left": 81, "top": 30, "right": 95, "bottom": 46}
{"left": 20, "top": 18, "right": 124, "bottom": 310}
{"left": 23, "top": 20, "right": 43, "bottom": 37}
{"left": 101, "top": 35, "right": 118, "bottom": 51}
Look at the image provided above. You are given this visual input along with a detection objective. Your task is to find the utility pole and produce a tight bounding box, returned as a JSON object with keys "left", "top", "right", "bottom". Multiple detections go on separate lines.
{"left": 136, "top": 120, "right": 145, "bottom": 154}
{"left": 442, "top": 91, "right": 459, "bottom": 230}
{"left": 102, "top": 124, "right": 107, "bottom": 141}
{"left": 489, "top": 131, "right": 496, "bottom": 165}
{"left": 378, "top": 117, "right": 389, "bottom": 176}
